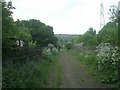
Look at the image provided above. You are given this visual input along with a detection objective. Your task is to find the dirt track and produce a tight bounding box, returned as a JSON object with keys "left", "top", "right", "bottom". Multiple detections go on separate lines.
{"left": 59, "top": 52, "right": 101, "bottom": 88}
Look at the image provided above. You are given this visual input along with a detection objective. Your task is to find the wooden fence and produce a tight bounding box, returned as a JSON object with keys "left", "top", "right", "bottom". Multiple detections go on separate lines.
{"left": 2, "top": 46, "right": 43, "bottom": 65}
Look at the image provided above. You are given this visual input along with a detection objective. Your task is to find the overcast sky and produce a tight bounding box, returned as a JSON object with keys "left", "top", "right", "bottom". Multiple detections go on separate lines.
{"left": 6, "top": 0, "right": 119, "bottom": 34}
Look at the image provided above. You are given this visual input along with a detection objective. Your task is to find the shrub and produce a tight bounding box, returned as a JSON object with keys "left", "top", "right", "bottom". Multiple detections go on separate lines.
{"left": 65, "top": 42, "right": 72, "bottom": 50}
{"left": 96, "top": 43, "right": 119, "bottom": 84}
{"left": 2, "top": 54, "right": 58, "bottom": 88}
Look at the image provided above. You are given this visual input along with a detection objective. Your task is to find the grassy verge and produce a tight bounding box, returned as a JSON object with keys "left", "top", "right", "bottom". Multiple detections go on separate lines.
{"left": 54, "top": 59, "right": 62, "bottom": 88}
{"left": 70, "top": 50, "right": 97, "bottom": 77}
{"left": 70, "top": 50, "right": 118, "bottom": 88}
{"left": 48, "top": 53, "right": 62, "bottom": 88}
{"left": 2, "top": 53, "right": 59, "bottom": 88}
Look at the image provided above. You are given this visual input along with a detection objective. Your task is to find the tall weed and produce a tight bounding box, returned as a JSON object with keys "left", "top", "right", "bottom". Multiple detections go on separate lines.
{"left": 3, "top": 54, "right": 58, "bottom": 88}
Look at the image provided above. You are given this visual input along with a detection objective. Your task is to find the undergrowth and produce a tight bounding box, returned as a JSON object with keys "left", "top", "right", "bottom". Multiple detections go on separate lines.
{"left": 70, "top": 50, "right": 118, "bottom": 88}
{"left": 2, "top": 53, "right": 59, "bottom": 88}
{"left": 53, "top": 59, "right": 62, "bottom": 88}
{"left": 48, "top": 54, "right": 62, "bottom": 88}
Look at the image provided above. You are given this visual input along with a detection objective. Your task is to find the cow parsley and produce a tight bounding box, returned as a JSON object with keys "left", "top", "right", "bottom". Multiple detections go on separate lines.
{"left": 96, "top": 43, "right": 119, "bottom": 71}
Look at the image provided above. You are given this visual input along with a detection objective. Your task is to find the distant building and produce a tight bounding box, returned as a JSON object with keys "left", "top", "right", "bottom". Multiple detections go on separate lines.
{"left": 74, "top": 43, "right": 84, "bottom": 51}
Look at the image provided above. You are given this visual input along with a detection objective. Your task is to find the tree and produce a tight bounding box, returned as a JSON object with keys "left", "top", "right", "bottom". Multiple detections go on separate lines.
{"left": 77, "top": 28, "right": 97, "bottom": 47}
{"left": 20, "top": 19, "right": 58, "bottom": 47}
{"left": 2, "top": 1, "right": 17, "bottom": 47}
{"left": 97, "top": 5, "right": 118, "bottom": 45}
{"left": 97, "top": 22, "right": 117, "bottom": 45}
{"left": 108, "top": 5, "right": 118, "bottom": 23}
{"left": 86, "top": 27, "right": 96, "bottom": 36}
{"left": 2, "top": 1, "right": 58, "bottom": 59}
{"left": 15, "top": 20, "right": 33, "bottom": 47}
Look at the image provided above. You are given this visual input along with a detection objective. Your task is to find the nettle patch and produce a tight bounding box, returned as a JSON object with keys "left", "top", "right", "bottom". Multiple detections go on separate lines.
{"left": 96, "top": 43, "right": 119, "bottom": 84}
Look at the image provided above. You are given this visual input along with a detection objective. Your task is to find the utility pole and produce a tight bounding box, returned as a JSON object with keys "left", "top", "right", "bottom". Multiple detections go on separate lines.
{"left": 118, "top": 1, "right": 120, "bottom": 88}
{"left": 100, "top": 0, "right": 105, "bottom": 30}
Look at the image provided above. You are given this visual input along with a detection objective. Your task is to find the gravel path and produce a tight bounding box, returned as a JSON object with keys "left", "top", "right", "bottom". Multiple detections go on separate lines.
{"left": 59, "top": 52, "right": 101, "bottom": 88}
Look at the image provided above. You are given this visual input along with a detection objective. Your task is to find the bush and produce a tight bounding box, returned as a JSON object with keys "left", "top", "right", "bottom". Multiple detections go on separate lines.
{"left": 72, "top": 43, "right": 119, "bottom": 87}
{"left": 2, "top": 54, "right": 58, "bottom": 88}
{"left": 96, "top": 43, "right": 119, "bottom": 71}
{"left": 65, "top": 42, "right": 72, "bottom": 50}
{"left": 96, "top": 43, "right": 119, "bottom": 85}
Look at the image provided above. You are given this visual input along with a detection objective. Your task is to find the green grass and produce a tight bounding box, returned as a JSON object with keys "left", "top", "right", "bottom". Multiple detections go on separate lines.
{"left": 47, "top": 53, "right": 62, "bottom": 88}
{"left": 70, "top": 50, "right": 97, "bottom": 76}
{"left": 3, "top": 53, "right": 59, "bottom": 88}
{"left": 54, "top": 58, "right": 62, "bottom": 88}
{"left": 70, "top": 50, "right": 118, "bottom": 88}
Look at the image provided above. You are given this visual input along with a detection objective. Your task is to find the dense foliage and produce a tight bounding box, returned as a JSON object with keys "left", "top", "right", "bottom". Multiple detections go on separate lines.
{"left": 2, "top": 1, "right": 58, "bottom": 59}
{"left": 96, "top": 43, "right": 119, "bottom": 85}
{"left": 65, "top": 42, "right": 73, "bottom": 50}
{"left": 2, "top": 1, "right": 58, "bottom": 88}
{"left": 2, "top": 1, "right": 16, "bottom": 47}
{"left": 3, "top": 54, "right": 59, "bottom": 88}
{"left": 73, "top": 4, "right": 119, "bottom": 87}
{"left": 96, "top": 43, "right": 119, "bottom": 71}
{"left": 18, "top": 19, "right": 58, "bottom": 47}
{"left": 2, "top": 0, "right": 119, "bottom": 88}
{"left": 76, "top": 27, "right": 97, "bottom": 50}
{"left": 97, "top": 22, "right": 118, "bottom": 45}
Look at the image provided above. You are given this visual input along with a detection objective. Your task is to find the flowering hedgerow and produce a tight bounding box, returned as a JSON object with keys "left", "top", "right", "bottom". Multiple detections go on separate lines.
{"left": 96, "top": 43, "right": 119, "bottom": 70}
{"left": 96, "top": 43, "right": 119, "bottom": 84}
